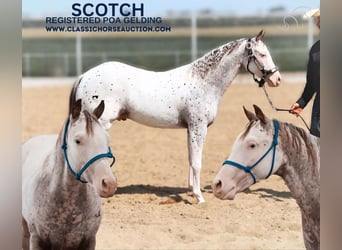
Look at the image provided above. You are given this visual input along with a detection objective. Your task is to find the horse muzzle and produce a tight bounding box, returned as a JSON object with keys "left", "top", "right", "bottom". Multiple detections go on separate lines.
{"left": 265, "top": 70, "right": 281, "bottom": 87}
{"left": 212, "top": 178, "right": 237, "bottom": 200}
{"left": 98, "top": 174, "right": 117, "bottom": 198}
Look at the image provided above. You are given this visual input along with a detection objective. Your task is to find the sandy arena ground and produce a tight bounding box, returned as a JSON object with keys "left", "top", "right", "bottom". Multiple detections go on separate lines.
{"left": 22, "top": 74, "right": 312, "bottom": 249}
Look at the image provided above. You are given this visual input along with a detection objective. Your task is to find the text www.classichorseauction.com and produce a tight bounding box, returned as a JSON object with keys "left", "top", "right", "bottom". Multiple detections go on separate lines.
{"left": 45, "top": 2, "right": 172, "bottom": 33}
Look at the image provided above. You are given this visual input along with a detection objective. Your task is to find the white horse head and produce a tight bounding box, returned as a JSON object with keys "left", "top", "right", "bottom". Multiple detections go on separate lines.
{"left": 64, "top": 99, "right": 117, "bottom": 198}
{"left": 212, "top": 104, "right": 284, "bottom": 200}
{"left": 242, "top": 30, "right": 281, "bottom": 87}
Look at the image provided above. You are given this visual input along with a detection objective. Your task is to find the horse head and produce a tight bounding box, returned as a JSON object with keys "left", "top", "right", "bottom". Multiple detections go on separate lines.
{"left": 64, "top": 99, "right": 117, "bottom": 198}
{"left": 212, "top": 104, "right": 284, "bottom": 200}
{"left": 242, "top": 30, "right": 281, "bottom": 87}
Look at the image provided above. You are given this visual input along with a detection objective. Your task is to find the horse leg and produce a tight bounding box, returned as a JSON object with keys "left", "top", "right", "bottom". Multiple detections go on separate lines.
{"left": 187, "top": 123, "right": 207, "bottom": 203}
{"left": 188, "top": 165, "right": 194, "bottom": 188}
{"left": 22, "top": 217, "right": 30, "bottom": 250}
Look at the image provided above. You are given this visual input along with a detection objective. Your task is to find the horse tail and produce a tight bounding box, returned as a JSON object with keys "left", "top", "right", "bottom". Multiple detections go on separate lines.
{"left": 68, "top": 76, "right": 83, "bottom": 115}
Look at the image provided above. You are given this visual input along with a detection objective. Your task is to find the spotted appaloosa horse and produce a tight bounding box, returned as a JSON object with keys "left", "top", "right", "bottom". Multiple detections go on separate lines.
{"left": 74, "top": 30, "right": 281, "bottom": 203}
{"left": 212, "top": 105, "right": 320, "bottom": 250}
{"left": 22, "top": 99, "right": 117, "bottom": 250}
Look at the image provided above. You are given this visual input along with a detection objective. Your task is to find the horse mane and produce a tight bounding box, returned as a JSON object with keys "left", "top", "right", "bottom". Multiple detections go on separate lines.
{"left": 191, "top": 38, "right": 245, "bottom": 79}
{"left": 83, "top": 110, "right": 97, "bottom": 136}
{"left": 56, "top": 110, "right": 99, "bottom": 149}
{"left": 240, "top": 119, "right": 319, "bottom": 164}
{"left": 278, "top": 120, "right": 320, "bottom": 165}
{"left": 240, "top": 120, "right": 257, "bottom": 140}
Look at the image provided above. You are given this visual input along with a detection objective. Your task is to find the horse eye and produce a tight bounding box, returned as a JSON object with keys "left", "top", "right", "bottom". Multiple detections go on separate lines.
{"left": 256, "top": 51, "right": 266, "bottom": 57}
{"left": 75, "top": 139, "right": 81, "bottom": 145}
{"left": 250, "top": 143, "right": 256, "bottom": 149}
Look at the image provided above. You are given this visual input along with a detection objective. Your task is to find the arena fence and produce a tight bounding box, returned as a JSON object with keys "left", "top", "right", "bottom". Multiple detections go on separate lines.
{"left": 22, "top": 47, "right": 307, "bottom": 76}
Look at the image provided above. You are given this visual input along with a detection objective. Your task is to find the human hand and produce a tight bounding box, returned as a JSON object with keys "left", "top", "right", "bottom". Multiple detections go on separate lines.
{"left": 289, "top": 103, "right": 303, "bottom": 116}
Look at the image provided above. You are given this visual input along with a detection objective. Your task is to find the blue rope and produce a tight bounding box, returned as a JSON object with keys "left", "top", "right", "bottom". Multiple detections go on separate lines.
{"left": 223, "top": 160, "right": 257, "bottom": 184}
{"left": 77, "top": 147, "right": 115, "bottom": 179}
{"left": 222, "top": 120, "right": 279, "bottom": 184}
{"left": 265, "top": 120, "right": 279, "bottom": 179}
{"left": 61, "top": 118, "right": 116, "bottom": 183}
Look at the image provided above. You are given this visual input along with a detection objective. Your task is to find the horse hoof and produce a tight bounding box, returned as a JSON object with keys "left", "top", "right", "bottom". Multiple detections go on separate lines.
{"left": 197, "top": 197, "right": 205, "bottom": 204}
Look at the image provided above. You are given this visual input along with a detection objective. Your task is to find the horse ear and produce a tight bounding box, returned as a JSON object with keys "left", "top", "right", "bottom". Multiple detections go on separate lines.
{"left": 256, "top": 30, "right": 265, "bottom": 41}
{"left": 93, "top": 100, "right": 105, "bottom": 119}
{"left": 71, "top": 99, "right": 82, "bottom": 120}
{"left": 243, "top": 106, "right": 257, "bottom": 122}
{"left": 253, "top": 104, "right": 267, "bottom": 124}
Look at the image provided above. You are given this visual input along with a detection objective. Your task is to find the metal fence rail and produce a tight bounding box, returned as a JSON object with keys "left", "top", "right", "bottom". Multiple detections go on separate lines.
{"left": 22, "top": 47, "right": 307, "bottom": 77}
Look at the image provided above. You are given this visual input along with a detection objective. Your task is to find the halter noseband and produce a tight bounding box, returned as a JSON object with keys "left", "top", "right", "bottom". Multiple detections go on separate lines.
{"left": 246, "top": 38, "right": 279, "bottom": 87}
{"left": 61, "top": 118, "right": 115, "bottom": 183}
{"left": 222, "top": 119, "right": 279, "bottom": 184}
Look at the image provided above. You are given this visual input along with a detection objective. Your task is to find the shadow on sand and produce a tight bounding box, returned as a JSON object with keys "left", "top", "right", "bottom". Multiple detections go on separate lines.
{"left": 245, "top": 188, "right": 293, "bottom": 201}
{"left": 116, "top": 185, "right": 292, "bottom": 203}
{"left": 116, "top": 184, "right": 193, "bottom": 204}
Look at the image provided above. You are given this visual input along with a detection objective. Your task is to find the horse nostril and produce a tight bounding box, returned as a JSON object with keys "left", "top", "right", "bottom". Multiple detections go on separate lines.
{"left": 101, "top": 178, "right": 117, "bottom": 195}
{"left": 102, "top": 179, "right": 108, "bottom": 189}
{"left": 213, "top": 180, "right": 222, "bottom": 191}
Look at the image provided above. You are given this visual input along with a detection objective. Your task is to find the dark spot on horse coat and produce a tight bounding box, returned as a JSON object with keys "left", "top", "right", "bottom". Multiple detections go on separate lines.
{"left": 118, "top": 109, "right": 129, "bottom": 121}
{"left": 207, "top": 120, "right": 214, "bottom": 127}
{"left": 179, "top": 111, "right": 189, "bottom": 128}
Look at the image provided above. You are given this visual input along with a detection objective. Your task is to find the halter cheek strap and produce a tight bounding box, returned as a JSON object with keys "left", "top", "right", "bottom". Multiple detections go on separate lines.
{"left": 61, "top": 118, "right": 116, "bottom": 183}
{"left": 222, "top": 120, "right": 279, "bottom": 184}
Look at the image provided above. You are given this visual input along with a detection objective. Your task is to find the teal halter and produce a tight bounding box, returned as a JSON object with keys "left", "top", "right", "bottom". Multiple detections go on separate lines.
{"left": 222, "top": 120, "right": 279, "bottom": 184}
{"left": 61, "top": 118, "right": 115, "bottom": 183}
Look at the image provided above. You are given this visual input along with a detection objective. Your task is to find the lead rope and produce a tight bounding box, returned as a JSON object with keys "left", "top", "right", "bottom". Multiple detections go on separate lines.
{"left": 262, "top": 85, "right": 311, "bottom": 131}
